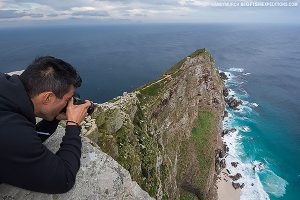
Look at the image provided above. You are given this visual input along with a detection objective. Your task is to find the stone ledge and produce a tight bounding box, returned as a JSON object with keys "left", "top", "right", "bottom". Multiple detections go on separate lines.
{"left": 0, "top": 126, "right": 153, "bottom": 200}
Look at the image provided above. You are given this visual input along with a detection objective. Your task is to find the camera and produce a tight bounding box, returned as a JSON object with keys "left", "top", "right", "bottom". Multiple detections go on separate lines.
{"left": 60, "top": 92, "right": 95, "bottom": 115}
{"left": 73, "top": 93, "right": 95, "bottom": 115}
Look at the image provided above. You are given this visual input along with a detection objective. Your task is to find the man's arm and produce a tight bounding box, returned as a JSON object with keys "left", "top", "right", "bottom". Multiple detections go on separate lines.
{"left": 0, "top": 113, "right": 82, "bottom": 194}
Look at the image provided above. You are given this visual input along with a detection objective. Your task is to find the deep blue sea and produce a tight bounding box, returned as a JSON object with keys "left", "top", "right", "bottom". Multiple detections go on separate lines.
{"left": 0, "top": 23, "right": 299, "bottom": 200}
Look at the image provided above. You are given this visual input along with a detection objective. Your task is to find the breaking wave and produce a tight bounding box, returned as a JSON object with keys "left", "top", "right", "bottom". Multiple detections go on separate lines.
{"left": 222, "top": 67, "right": 288, "bottom": 200}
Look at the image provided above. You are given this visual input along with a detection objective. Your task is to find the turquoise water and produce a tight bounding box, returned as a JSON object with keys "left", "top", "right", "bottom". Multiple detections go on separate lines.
{"left": 0, "top": 24, "right": 299, "bottom": 199}
{"left": 222, "top": 69, "right": 292, "bottom": 199}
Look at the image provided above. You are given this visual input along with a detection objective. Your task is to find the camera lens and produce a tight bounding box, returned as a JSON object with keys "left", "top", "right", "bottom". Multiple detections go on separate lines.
{"left": 87, "top": 102, "right": 95, "bottom": 115}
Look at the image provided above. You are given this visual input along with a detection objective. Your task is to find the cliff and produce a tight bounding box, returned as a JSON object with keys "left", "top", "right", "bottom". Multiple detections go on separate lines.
{"left": 0, "top": 48, "right": 225, "bottom": 199}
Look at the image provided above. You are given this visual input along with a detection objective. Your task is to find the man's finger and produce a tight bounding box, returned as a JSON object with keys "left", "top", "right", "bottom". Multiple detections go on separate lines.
{"left": 84, "top": 100, "right": 92, "bottom": 108}
{"left": 67, "top": 97, "right": 74, "bottom": 108}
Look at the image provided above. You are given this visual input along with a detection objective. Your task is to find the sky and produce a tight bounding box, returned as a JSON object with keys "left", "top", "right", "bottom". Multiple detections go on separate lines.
{"left": 0, "top": 0, "right": 299, "bottom": 26}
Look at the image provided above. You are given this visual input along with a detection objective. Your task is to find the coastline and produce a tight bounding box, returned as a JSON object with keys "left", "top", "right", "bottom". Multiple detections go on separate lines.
{"left": 217, "top": 169, "right": 241, "bottom": 200}
{"left": 216, "top": 68, "right": 279, "bottom": 200}
{"left": 216, "top": 70, "right": 242, "bottom": 200}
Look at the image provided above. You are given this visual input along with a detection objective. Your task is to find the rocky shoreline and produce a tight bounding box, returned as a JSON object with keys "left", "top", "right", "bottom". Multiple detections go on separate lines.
{"left": 215, "top": 71, "right": 244, "bottom": 200}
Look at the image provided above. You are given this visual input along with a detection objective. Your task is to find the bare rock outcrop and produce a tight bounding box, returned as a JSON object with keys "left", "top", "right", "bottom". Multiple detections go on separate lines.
{"left": 0, "top": 126, "right": 153, "bottom": 200}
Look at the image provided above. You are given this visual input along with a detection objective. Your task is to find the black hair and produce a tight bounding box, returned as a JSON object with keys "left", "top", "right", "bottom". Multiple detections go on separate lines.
{"left": 20, "top": 56, "right": 82, "bottom": 99}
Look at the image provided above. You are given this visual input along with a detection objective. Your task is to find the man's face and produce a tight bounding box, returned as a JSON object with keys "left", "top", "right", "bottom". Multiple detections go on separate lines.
{"left": 41, "top": 85, "right": 75, "bottom": 121}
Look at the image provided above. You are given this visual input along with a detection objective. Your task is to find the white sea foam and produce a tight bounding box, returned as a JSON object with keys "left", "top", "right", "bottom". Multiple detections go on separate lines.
{"left": 240, "top": 172, "right": 270, "bottom": 200}
{"left": 222, "top": 74, "right": 288, "bottom": 200}
{"left": 252, "top": 160, "right": 265, "bottom": 172}
{"left": 260, "top": 169, "right": 288, "bottom": 198}
{"left": 242, "top": 100, "right": 249, "bottom": 105}
{"left": 250, "top": 103, "right": 259, "bottom": 107}
{"left": 222, "top": 118, "right": 288, "bottom": 200}
{"left": 237, "top": 105, "right": 253, "bottom": 115}
{"left": 240, "top": 126, "right": 251, "bottom": 132}
{"left": 228, "top": 88, "right": 236, "bottom": 96}
{"left": 243, "top": 72, "right": 251, "bottom": 76}
{"left": 239, "top": 89, "right": 249, "bottom": 98}
{"left": 224, "top": 71, "right": 235, "bottom": 82}
{"left": 222, "top": 120, "right": 271, "bottom": 200}
{"left": 228, "top": 67, "right": 245, "bottom": 72}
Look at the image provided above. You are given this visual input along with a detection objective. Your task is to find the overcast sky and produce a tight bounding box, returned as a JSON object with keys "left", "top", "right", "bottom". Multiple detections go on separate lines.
{"left": 0, "top": 0, "right": 299, "bottom": 26}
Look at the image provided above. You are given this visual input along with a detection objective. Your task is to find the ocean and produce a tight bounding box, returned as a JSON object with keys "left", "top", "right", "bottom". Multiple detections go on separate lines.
{"left": 0, "top": 23, "right": 299, "bottom": 200}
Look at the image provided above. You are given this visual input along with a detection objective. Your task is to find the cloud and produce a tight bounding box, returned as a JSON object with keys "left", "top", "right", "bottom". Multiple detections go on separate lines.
{"left": 7, "top": 0, "right": 88, "bottom": 11}
{"left": 46, "top": 13, "right": 58, "bottom": 17}
{"left": 72, "top": 10, "right": 109, "bottom": 17}
{"left": 0, "top": 9, "right": 43, "bottom": 18}
{"left": 0, "top": 10, "right": 27, "bottom": 18}
{"left": 30, "top": 13, "right": 43, "bottom": 18}
{"left": 0, "top": 0, "right": 299, "bottom": 23}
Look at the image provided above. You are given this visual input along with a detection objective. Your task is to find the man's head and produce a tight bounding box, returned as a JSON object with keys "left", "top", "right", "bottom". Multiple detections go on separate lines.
{"left": 20, "top": 56, "right": 82, "bottom": 121}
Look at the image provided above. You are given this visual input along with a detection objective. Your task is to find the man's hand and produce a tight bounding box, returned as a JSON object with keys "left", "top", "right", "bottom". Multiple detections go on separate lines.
{"left": 66, "top": 97, "right": 91, "bottom": 125}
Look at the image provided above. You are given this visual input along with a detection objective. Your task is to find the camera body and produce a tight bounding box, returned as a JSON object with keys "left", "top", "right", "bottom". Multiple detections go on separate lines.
{"left": 73, "top": 93, "right": 95, "bottom": 115}
{"left": 61, "top": 93, "right": 95, "bottom": 115}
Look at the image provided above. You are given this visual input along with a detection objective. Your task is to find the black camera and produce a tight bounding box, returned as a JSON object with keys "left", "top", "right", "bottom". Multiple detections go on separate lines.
{"left": 61, "top": 93, "right": 95, "bottom": 115}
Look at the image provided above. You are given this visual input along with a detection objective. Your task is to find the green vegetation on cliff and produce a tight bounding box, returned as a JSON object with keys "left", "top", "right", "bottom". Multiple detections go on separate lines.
{"left": 193, "top": 112, "right": 215, "bottom": 188}
{"left": 178, "top": 111, "right": 215, "bottom": 200}
{"left": 94, "top": 103, "right": 159, "bottom": 197}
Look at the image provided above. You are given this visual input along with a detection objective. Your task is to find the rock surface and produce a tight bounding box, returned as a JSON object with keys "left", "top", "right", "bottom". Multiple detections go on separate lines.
{"left": 232, "top": 182, "right": 241, "bottom": 190}
{"left": 0, "top": 126, "right": 153, "bottom": 200}
{"left": 229, "top": 173, "right": 242, "bottom": 181}
{"left": 231, "top": 162, "right": 239, "bottom": 168}
{"left": 219, "top": 72, "right": 228, "bottom": 80}
{"left": 223, "top": 88, "right": 229, "bottom": 97}
{"left": 5, "top": 70, "right": 24, "bottom": 76}
{"left": 225, "top": 96, "right": 242, "bottom": 110}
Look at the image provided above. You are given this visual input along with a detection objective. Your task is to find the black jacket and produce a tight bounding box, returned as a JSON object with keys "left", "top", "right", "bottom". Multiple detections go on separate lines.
{"left": 0, "top": 73, "right": 82, "bottom": 194}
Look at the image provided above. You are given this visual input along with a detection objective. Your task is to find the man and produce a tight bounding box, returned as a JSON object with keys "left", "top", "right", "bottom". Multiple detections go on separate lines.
{"left": 0, "top": 56, "right": 91, "bottom": 194}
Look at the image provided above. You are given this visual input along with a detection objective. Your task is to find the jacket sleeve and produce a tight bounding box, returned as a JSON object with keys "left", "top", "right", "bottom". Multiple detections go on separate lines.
{"left": 0, "top": 113, "right": 82, "bottom": 194}
{"left": 35, "top": 119, "right": 60, "bottom": 142}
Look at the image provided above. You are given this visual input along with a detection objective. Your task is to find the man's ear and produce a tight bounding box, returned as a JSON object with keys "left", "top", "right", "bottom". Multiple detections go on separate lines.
{"left": 41, "top": 92, "right": 55, "bottom": 105}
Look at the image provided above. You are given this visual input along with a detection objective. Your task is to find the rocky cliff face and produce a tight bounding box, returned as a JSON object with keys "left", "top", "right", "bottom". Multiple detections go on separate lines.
{"left": 0, "top": 48, "right": 225, "bottom": 200}
{"left": 86, "top": 48, "right": 225, "bottom": 199}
